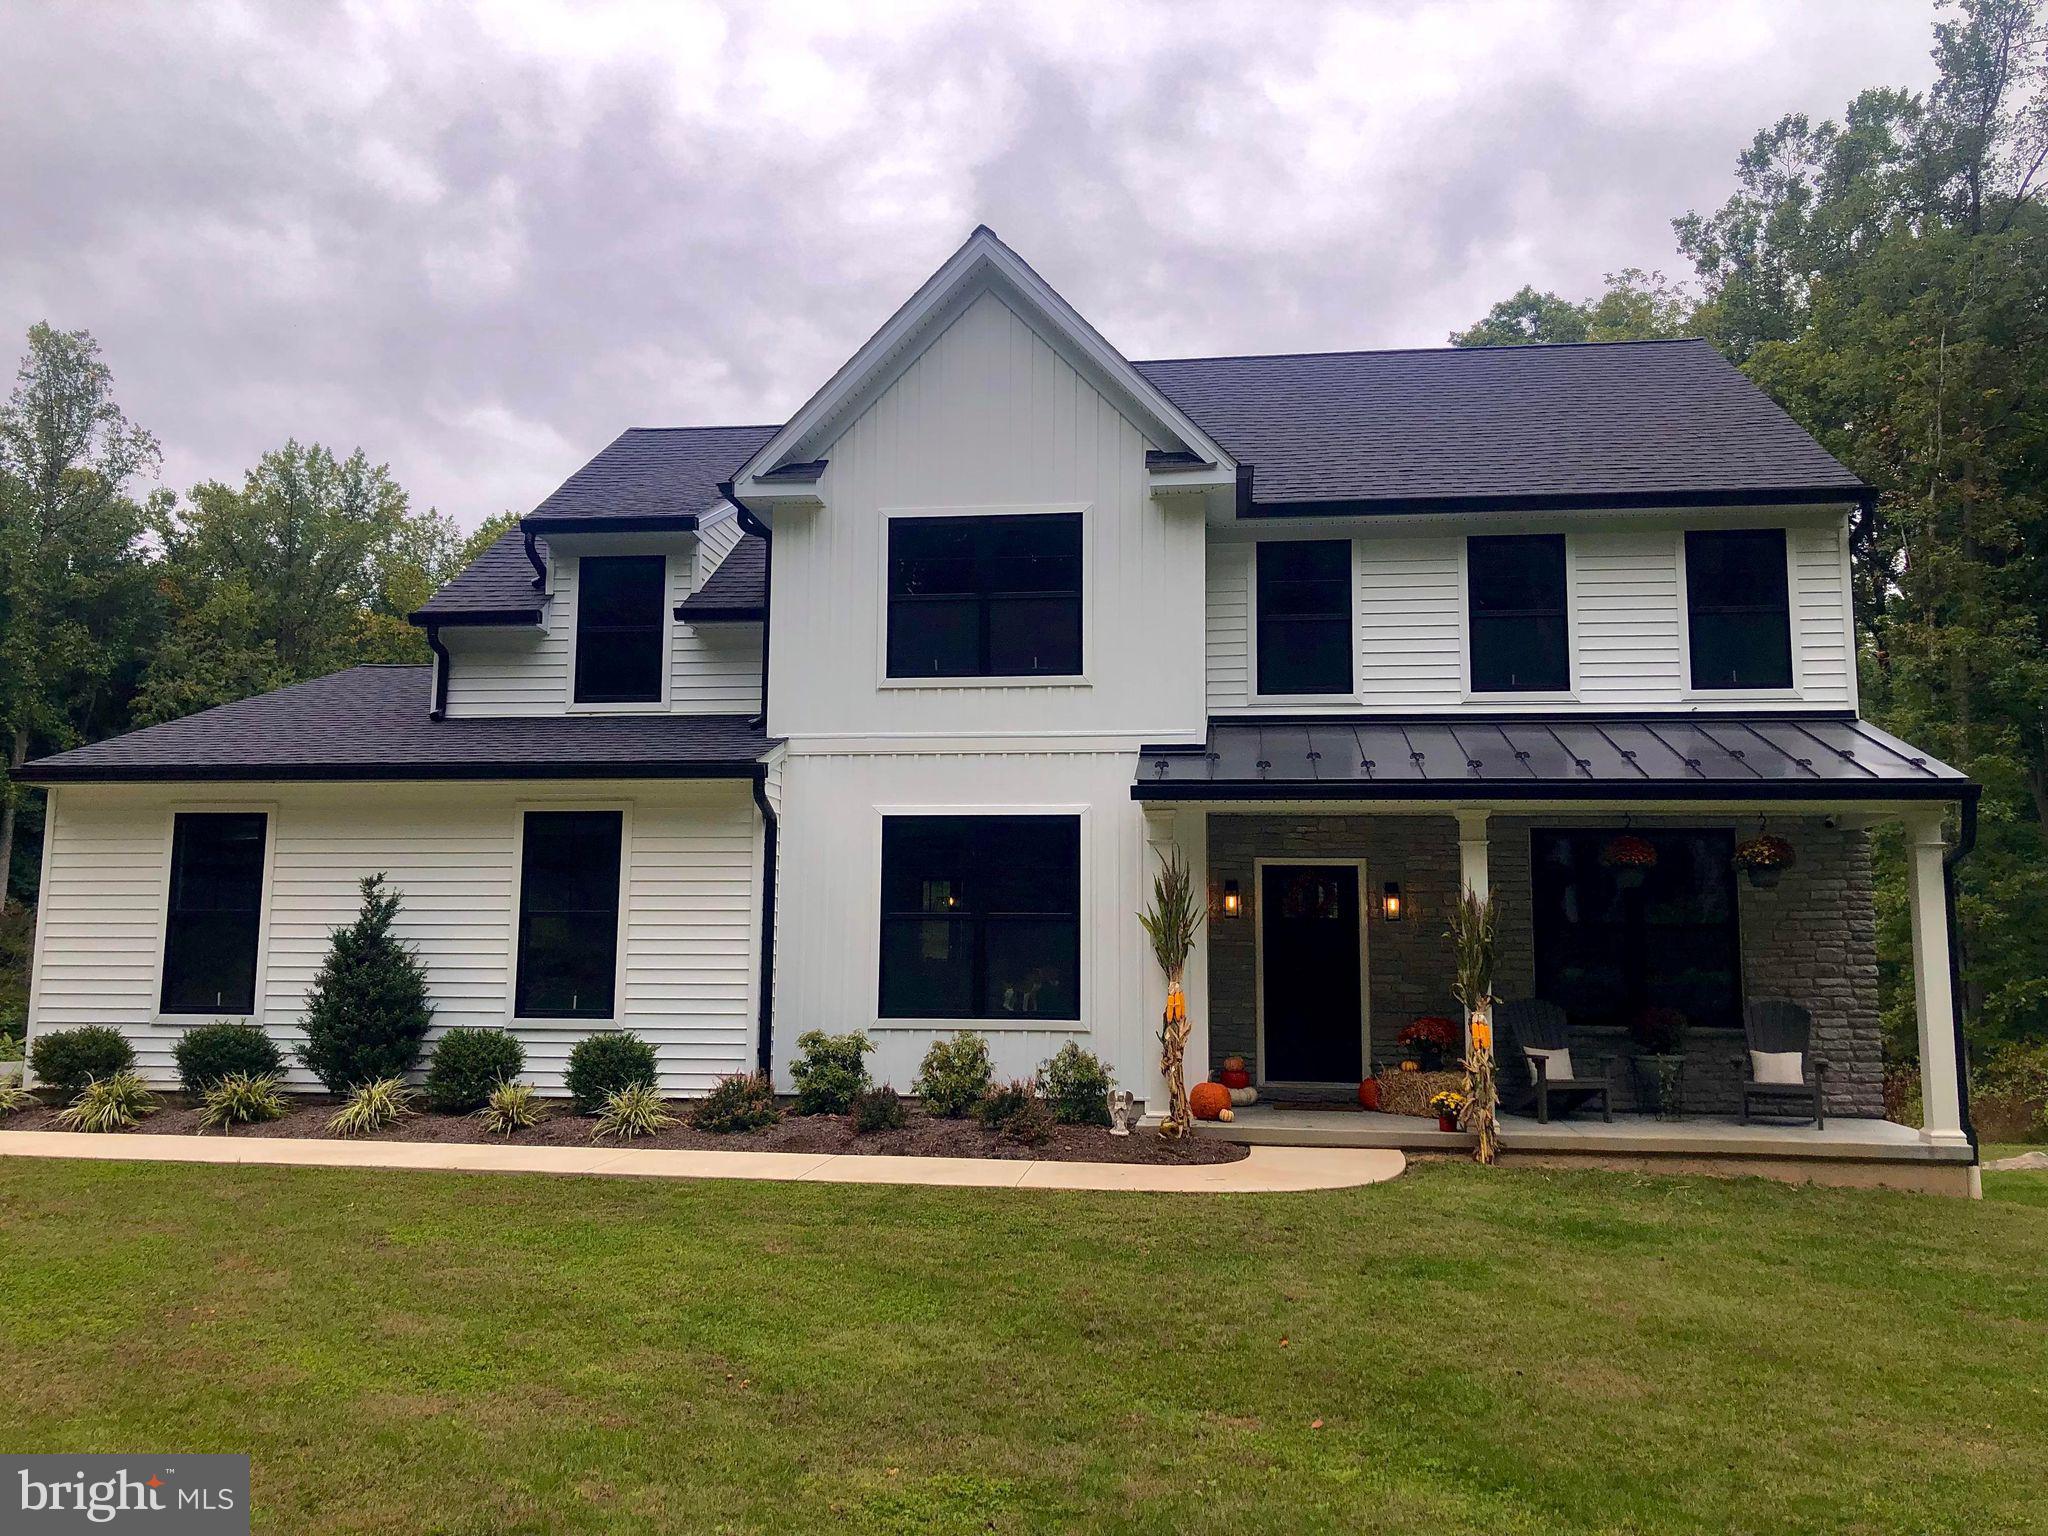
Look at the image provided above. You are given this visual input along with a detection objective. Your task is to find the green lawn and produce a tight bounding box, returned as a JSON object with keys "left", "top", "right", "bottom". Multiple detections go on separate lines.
{"left": 4, "top": 1159, "right": 2045, "bottom": 1535}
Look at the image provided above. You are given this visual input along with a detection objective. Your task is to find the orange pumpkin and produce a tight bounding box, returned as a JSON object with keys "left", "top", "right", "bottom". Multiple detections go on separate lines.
{"left": 1222, "top": 1055, "right": 1246, "bottom": 1073}
{"left": 1189, "top": 1081, "right": 1233, "bottom": 1121}
{"left": 1219, "top": 1067, "right": 1252, "bottom": 1091}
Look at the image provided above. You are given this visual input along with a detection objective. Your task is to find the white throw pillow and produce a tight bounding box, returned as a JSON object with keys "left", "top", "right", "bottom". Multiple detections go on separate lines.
{"left": 1525, "top": 1046, "right": 1573, "bottom": 1083}
{"left": 1751, "top": 1050, "right": 1804, "bottom": 1085}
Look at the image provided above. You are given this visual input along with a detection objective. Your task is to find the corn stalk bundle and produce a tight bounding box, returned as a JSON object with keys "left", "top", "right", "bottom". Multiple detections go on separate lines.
{"left": 1451, "top": 889, "right": 1501, "bottom": 1165}
{"left": 1138, "top": 846, "right": 1203, "bottom": 1139}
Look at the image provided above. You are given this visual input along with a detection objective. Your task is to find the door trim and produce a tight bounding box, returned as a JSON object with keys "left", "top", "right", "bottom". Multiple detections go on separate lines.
{"left": 1252, "top": 856, "right": 1372, "bottom": 1090}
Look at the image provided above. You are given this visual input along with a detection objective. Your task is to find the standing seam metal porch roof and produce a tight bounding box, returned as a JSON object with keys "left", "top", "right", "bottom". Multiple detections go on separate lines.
{"left": 1132, "top": 717, "right": 1974, "bottom": 802}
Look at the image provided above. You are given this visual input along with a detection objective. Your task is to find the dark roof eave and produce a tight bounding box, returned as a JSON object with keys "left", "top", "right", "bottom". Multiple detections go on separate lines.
{"left": 1241, "top": 484, "right": 1870, "bottom": 518}
{"left": 406, "top": 607, "right": 544, "bottom": 629}
{"left": 521, "top": 512, "right": 701, "bottom": 535}
{"left": 20, "top": 759, "right": 770, "bottom": 787}
{"left": 673, "top": 604, "right": 766, "bottom": 623}
{"left": 1131, "top": 779, "right": 1978, "bottom": 803}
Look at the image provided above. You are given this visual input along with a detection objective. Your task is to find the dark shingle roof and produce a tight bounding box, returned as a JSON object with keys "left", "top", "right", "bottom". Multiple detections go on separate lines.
{"left": 1132, "top": 340, "right": 1865, "bottom": 511}
{"left": 677, "top": 534, "right": 766, "bottom": 621}
{"left": 17, "top": 667, "right": 772, "bottom": 783}
{"left": 413, "top": 528, "right": 546, "bottom": 622}
{"left": 1136, "top": 716, "right": 1972, "bottom": 803}
{"left": 528, "top": 424, "right": 776, "bottom": 526}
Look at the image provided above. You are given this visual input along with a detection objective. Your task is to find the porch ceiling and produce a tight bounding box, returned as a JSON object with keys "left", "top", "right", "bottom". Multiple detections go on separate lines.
{"left": 1133, "top": 714, "right": 1974, "bottom": 803}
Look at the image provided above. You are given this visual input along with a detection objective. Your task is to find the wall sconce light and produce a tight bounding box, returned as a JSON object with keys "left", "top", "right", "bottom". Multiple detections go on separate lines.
{"left": 1382, "top": 881, "right": 1404, "bottom": 922}
{"left": 1221, "top": 879, "right": 1242, "bottom": 918}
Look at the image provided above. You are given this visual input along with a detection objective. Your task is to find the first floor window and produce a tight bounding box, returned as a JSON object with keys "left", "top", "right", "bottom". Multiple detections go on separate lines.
{"left": 1685, "top": 528, "right": 1792, "bottom": 689}
{"left": 515, "top": 810, "right": 623, "bottom": 1018}
{"left": 575, "top": 555, "right": 667, "bottom": 703}
{"left": 879, "top": 815, "right": 1080, "bottom": 1020}
{"left": 1256, "top": 539, "right": 1351, "bottom": 695}
{"left": 1468, "top": 533, "right": 1569, "bottom": 692}
{"left": 161, "top": 811, "right": 268, "bottom": 1014}
{"left": 1530, "top": 828, "right": 1741, "bottom": 1032}
{"left": 887, "top": 513, "right": 1083, "bottom": 678}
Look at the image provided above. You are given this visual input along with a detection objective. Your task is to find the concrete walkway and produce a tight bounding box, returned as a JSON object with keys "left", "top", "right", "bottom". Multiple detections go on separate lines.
{"left": 0, "top": 1129, "right": 1403, "bottom": 1193}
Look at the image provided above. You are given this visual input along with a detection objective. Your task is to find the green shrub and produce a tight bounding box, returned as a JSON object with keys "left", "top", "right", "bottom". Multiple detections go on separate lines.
{"left": 298, "top": 874, "right": 435, "bottom": 1092}
{"left": 687, "top": 1072, "right": 781, "bottom": 1133}
{"left": 851, "top": 1083, "right": 907, "bottom": 1134}
{"left": 1976, "top": 1040, "right": 2048, "bottom": 1139}
{"left": 476, "top": 1080, "right": 547, "bottom": 1136}
{"left": 977, "top": 1077, "right": 1053, "bottom": 1147}
{"left": 0, "top": 1029, "right": 22, "bottom": 1064}
{"left": 199, "top": 1072, "right": 289, "bottom": 1132}
{"left": 424, "top": 1028, "right": 525, "bottom": 1113}
{"left": 792, "top": 1029, "right": 872, "bottom": 1115}
{"left": 1040, "top": 1042, "right": 1114, "bottom": 1126}
{"left": 55, "top": 1071, "right": 157, "bottom": 1133}
{"left": 174, "top": 1021, "right": 284, "bottom": 1094}
{"left": 326, "top": 1077, "right": 415, "bottom": 1137}
{"left": 30, "top": 1026, "right": 135, "bottom": 1098}
{"left": 565, "top": 1032, "right": 658, "bottom": 1113}
{"left": 592, "top": 1082, "right": 675, "bottom": 1140}
{"left": 913, "top": 1031, "right": 993, "bottom": 1118}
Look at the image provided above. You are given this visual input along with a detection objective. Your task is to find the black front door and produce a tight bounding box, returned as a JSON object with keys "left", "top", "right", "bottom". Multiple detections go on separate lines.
{"left": 1260, "top": 864, "right": 1363, "bottom": 1083}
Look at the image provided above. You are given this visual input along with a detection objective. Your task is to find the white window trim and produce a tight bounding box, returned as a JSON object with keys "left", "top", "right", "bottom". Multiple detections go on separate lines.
{"left": 1458, "top": 532, "right": 1581, "bottom": 703}
{"left": 505, "top": 799, "right": 635, "bottom": 1028}
{"left": 150, "top": 800, "right": 279, "bottom": 1028}
{"left": 875, "top": 503, "right": 1095, "bottom": 691}
{"left": 564, "top": 552, "right": 675, "bottom": 713}
{"left": 1676, "top": 527, "right": 1804, "bottom": 702}
{"left": 867, "top": 801, "right": 1092, "bottom": 1034}
{"left": 1246, "top": 534, "right": 1363, "bottom": 706}
{"left": 1251, "top": 856, "right": 1373, "bottom": 1091}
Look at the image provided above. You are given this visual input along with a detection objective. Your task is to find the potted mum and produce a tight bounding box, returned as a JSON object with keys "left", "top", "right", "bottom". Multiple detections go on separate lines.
{"left": 1396, "top": 1015, "right": 1460, "bottom": 1072}
{"left": 1428, "top": 1088, "right": 1468, "bottom": 1133}
{"left": 1733, "top": 833, "right": 1796, "bottom": 889}
{"left": 1627, "top": 1005, "right": 1689, "bottom": 1119}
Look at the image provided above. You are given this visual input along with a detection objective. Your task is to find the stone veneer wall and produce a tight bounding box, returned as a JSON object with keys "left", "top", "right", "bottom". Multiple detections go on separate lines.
{"left": 1204, "top": 813, "right": 1883, "bottom": 1119}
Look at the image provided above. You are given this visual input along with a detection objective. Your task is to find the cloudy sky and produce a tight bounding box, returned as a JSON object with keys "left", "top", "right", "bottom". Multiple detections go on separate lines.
{"left": 2, "top": 0, "right": 1942, "bottom": 532}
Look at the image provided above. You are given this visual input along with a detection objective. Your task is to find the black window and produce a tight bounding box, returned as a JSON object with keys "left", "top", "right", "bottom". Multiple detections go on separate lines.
{"left": 1256, "top": 540, "right": 1351, "bottom": 695}
{"left": 574, "top": 555, "right": 666, "bottom": 703}
{"left": 515, "top": 811, "right": 623, "bottom": 1019}
{"left": 1468, "top": 534, "right": 1569, "bottom": 692}
{"left": 1686, "top": 529, "right": 1792, "bottom": 689}
{"left": 879, "top": 816, "right": 1080, "bottom": 1020}
{"left": 1531, "top": 829, "right": 1742, "bottom": 1033}
{"left": 160, "top": 812, "right": 267, "bottom": 1014}
{"left": 887, "top": 514, "right": 1082, "bottom": 678}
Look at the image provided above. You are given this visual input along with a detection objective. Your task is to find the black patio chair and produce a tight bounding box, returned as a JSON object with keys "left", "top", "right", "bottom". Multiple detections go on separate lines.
{"left": 1496, "top": 999, "right": 1612, "bottom": 1124}
{"left": 1735, "top": 1000, "right": 1828, "bottom": 1129}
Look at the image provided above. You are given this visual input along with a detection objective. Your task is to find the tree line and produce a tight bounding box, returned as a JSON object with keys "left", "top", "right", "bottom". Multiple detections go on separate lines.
{"left": 1453, "top": 0, "right": 2048, "bottom": 1058}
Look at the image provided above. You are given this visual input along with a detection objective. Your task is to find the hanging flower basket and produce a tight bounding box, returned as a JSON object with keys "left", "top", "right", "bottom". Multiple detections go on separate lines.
{"left": 1734, "top": 834, "right": 1796, "bottom": 888}
{"left": 1600, "top": 833, "right": 1658, "bottom": 887}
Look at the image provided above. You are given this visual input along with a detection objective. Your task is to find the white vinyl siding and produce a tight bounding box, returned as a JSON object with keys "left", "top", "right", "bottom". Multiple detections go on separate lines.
{"left": 443, "top": 537, "right": 762, "bottom": 717}
{"left": 27, "top": 780, "right": 760, "bottom": 1096}
{"left": 1204, "top": 516, "right": 1855, "bottom": 713}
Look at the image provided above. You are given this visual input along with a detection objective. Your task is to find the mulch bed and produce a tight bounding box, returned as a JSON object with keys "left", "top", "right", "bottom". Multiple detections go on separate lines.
{"left": 0, "top": 1097, "right": 1247, "bottom": 1165}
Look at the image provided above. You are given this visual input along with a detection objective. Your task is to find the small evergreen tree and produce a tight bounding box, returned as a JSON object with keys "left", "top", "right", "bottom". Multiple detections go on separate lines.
{"left": 298, "top": 874, "right": 433, "bottom": 1092}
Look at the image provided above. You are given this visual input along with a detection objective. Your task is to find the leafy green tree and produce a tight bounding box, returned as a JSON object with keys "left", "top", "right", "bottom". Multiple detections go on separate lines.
{"left": 298, "top": 873, "right": 435, "bottom": 1092}
{"left": 1450, "top": 269, "right": 1694, "bottom": 346}
{"left": 0, "top": 324, "right": 162, "bottom": 902}
{"left": 134, "top": 443, "right": 459, "bottom": 723}
{"left": 459, "top": 509, "right": 523, "bottom": 566}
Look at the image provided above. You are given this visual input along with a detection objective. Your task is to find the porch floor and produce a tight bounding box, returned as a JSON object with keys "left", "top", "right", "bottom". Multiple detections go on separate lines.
{"left": 1196, "top": 1106, "right": 1973, "bottom": 1165}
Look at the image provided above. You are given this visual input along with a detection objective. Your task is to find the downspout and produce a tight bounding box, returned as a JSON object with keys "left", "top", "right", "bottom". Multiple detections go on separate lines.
{"left": 719, "top": 481, "right": 772, "bottom": 728}
{"left": 425, "top": 624, "right": 451, "bottom": 722}
{"left": 750, "top": 769, "right": 778, "bottom": 1079}
{"left": 1942, "top": 795, "right": 1979, "bottom": 1158}
{"left": 522, "top": 526, "right": 547, "bottom": 591}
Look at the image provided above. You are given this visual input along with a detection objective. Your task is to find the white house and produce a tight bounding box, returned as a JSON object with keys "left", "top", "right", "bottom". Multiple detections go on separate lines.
{"left": 19, "top": 228, "right": 1980, "bottom": 1179}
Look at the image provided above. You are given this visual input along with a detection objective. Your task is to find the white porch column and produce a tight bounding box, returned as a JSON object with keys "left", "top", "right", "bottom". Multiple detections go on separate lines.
{"left": 1455, "top": 808, "right": 1490, "bottom": 901}
{"left": 1905, "top": 810, "right": 1969, "bottom": 1147}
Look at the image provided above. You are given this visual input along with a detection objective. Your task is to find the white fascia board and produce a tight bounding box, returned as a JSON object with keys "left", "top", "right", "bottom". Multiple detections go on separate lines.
{"left": 729, "top": 226, "right": 1234, "bottom": 501}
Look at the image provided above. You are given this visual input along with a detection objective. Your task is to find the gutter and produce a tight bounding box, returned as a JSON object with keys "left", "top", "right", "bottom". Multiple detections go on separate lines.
{"left": 750, "top": 768, "right": 779, "bottom": 1078}
{"left": 1944, "top": 796, "right": 1980, "bottom": 1160}
{"left": 424, "top": 625, "right": 451, "bottom": 722}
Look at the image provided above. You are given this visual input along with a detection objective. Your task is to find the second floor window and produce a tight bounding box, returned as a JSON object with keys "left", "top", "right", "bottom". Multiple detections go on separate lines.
{"left": 1467, "top": 534, "right": 1569, "bottom": 693}
{"left": 887, "top": 513, "right": 1083, "bottom": 678}
{"left": 1256, "top": 540, "right": 1351, "bottom": 696}
{"left": 1686, "top": 529, "right": 1793, "bottom": 690}
{"left": 515, "top": 810, "right": 623, "bottom": 1019}
{"left": 575, "top": 555, "right": 667, "bottom": 704}
{"left": 161, "top": 811, "right": 267, "bottom": 1015}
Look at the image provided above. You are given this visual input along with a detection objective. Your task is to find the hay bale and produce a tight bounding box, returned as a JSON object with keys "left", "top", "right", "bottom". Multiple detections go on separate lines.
{"left": 1376, "top": 1069, "right": 1464, "bottom": 1118}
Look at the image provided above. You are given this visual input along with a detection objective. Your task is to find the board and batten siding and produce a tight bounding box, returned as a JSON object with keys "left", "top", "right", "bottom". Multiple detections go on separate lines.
{"left": 441, "top": 533, "right": 762, "bottom": 717}
{"left": 1205, "top": 517, "right": 1857, "bottom": 713}
{"left": 27, "top": 780, "right": 761, "bottom": 1096}
{"left": 767, "top": 286, "right": 1208, "bottom": 741}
